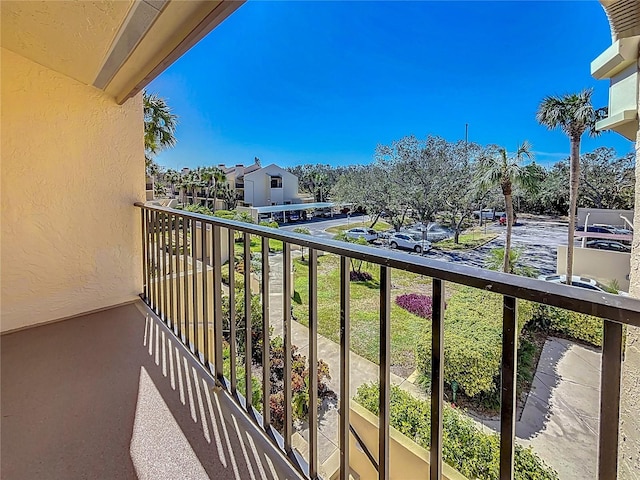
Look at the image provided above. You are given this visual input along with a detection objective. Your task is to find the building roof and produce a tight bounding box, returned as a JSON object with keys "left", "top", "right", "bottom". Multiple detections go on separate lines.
{"left": 250, "top": 202, "right": 335, "bottom": 214}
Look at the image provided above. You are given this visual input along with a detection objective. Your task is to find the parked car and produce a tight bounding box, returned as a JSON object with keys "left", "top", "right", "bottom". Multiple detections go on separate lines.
{"left": 537, "top": 274, "right": 627, "bottom": 295}
{"left": 345, "top": 227, "right": 378, "bottom": 243}
{"left": 585, "top": 240, "right": 631, "bottom": 253}
{"left": 499, "top": 213, "right": 517, "bottom": 226}
{"left": 287, "top": 212, "right": 300, "bottom": 222}
{"left": 388, "top": 232, "right": 432, "bottom": 253}
{"left": 473, "top": 209, "right": 496, "bottom": 220}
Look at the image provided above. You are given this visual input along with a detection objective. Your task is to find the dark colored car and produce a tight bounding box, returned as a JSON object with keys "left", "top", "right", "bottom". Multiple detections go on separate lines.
{"left": 586, "top": 240, "right": 631, "bottom": 253}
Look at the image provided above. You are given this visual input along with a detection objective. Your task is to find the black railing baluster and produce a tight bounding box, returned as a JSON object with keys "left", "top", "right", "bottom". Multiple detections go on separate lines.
{"left": 379, "top": 266, "right": 391, "bottom": 480}
{"left": 182, "top": 213, "right": 190, "bottom": 344}
{"left": 161, "top": 213, "right": 168, "bottom": 323}
{"left": 191, "top": 218, "right": 199, "bottom": 354}
{"left": 500, "top": 295, "right": 518, "bottom": 480}
{"left": 598, "top": 319, "right": 623, "bottom": 479}
{"left": 339, "top": 255, "right": 350, "bottom": 480}
{"left": 213, "top": 226, "right": 224, "bottom": 381}
{"left": 244, "top": 232, "right": 253, "bottom": 414}
{"left": 430, "top": 278, "right": 445, "bottom": 480}
{"left": 229, "top": 228, "right": 237, "bottom": 395}
{"left": 201, "top": 221, "right": 209, "bottom": 365}
{"left": 309, "top": 248, "right": 319, "bottom": 479}
{"left": 261, "top": 236, "right": 271, "bottom": 429}
{"left": 141, "top": 209, "right": 148, "bottom": 302}
{"left": 283, "top": 242, "right": 293, "bottom": 449}
{"left": 168, "top": 213, "right": 175, "bottom": 330}
{"left": 153, "top": 210, "right": 160, "bottom": 315}
{"left": 174, "top": 214, "right": 182, "bottom": 338}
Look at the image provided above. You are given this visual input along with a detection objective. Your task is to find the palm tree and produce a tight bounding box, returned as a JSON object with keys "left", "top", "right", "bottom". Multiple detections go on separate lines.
{"left": 200, "top": 167, "right": 214, "bottom": 208}
{"left": 143, "top": 91, "right": 178, "bottom": 170}
{"left": 536, "top": 89, "right": 600, "bottom": 285}
{"left": 477, "top": 142, "right": 535, "bottom": 273}
{"left": 165, "top": 169, "right": 180, "bottom": 197}
{"left": 211, "top": 168, "right": 227, "bottom": 211}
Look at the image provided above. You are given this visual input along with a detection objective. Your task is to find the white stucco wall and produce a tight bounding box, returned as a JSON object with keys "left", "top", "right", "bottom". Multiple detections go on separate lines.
{"left": 243, "top": 164, "right": 300, "bottom": 207}
{"left": 1, "top": 48, "right": 144, "bottom": 332}
{"left": 556, "top": 246, "right": 631, "bottom": 291}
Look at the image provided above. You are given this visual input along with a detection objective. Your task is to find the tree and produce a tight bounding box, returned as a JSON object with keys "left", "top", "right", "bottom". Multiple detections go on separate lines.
{"left": 477, "top": 142, "right": 536, "bottom": 273}
{"left": 439, "top": 141, "right": 483, "bottom": 243}
{"left": 579, "top": 147, "right": 634, "bottom": 210}
{"left": 393, "top": 135, "right": 446, "bottom": 224}
{"left": 143, "top": 91, "right": 178, "bottom": 176}
{"left": 536, "top": 89, "right": 601, "bottom": 284}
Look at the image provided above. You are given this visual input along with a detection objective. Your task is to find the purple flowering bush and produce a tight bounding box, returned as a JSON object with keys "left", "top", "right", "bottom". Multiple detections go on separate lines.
{"left": 395, "top": 294, "right": 433, "bottom": 319}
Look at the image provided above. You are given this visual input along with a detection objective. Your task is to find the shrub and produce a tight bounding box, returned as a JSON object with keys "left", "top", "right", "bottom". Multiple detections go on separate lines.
{"left": 354, "top": 383, "right": 558, "bottom": 480}
{"left": 530, "top": 304, "right": 602, "bottom": 347}
{"left": 213, "top": 209, "right": 236, "bottom": 219}
{"left": 259, "top": 220, "right": 279, "bottom": 229}
{"left": 395, "top": 293, "right": 433, "bottom": 319}
{"left": 221, "top": 268, "right": 245, "bottom": 291}
{"left": 183, "top": 204, "right": 214, "bottom": 216}
{"left": 350, "top": 270, "right": 373, "bottom": 282}
{"left": 416, "top": 287, "right": 533, "bottom": 398}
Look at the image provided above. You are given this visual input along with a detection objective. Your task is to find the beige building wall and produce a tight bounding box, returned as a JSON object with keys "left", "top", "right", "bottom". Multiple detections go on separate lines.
{"left": 556, "top": 245, "right": 631, "bottom": 291}
{"left": 1, "top": 48, "right": 144, "bottom": 333}
{"left": 347, "top": 401, "right": 466, "bottom": 480}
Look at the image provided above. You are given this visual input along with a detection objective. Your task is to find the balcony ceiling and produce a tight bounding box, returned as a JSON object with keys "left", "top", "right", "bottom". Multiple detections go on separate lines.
{"left": 1, "top": 1, "right": 133, "bottom": 85}
{"left": 0, "top": 0, "right": 243, "bottom": 103}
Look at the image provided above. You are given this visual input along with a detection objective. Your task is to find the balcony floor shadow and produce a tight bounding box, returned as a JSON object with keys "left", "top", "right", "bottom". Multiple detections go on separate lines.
{"left": 1, "top": 302, "right": 302, "bottom": 480}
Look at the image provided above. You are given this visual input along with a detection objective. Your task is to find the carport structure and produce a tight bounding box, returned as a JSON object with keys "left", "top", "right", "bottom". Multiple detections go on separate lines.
{"left": 246, "top": 202, "right": 337, "bottom": 223}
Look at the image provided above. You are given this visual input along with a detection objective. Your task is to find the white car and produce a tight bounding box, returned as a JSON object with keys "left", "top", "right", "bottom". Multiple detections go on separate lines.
{"left": 345, "top": 227, "right": 378, "bottom": 243}
{"left": 537, "top": 274, "right": 628, "bottom": 295}
{"left": 388, "top": 232, "right": 432, "bottom": 254}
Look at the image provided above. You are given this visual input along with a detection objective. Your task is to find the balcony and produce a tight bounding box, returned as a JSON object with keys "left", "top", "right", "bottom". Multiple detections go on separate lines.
{"left": 3, "top": 203, "right": 639, "bottom": 480}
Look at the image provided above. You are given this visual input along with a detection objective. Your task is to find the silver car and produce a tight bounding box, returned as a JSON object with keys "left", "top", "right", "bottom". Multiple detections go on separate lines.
{"left": 388, "top": 232, "right": 432, "bottom": 254}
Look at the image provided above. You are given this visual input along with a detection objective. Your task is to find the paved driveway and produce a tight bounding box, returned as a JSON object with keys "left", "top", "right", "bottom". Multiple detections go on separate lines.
{"left": 283, "top": 217, "right": 572, "bottom": 276}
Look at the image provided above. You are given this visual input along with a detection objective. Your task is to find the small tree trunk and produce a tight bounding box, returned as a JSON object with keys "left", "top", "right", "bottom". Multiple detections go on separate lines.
{"left": 567, "top": 138, "right": 581, "bottom": 285}
{"left": 369, "top": 213, "right": 381, "bottom": 229}
{"left": 504, "top": 192, "right": 514, "bottom": 273}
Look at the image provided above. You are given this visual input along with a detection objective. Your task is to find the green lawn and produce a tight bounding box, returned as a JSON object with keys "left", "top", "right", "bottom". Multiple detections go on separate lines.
{"left": 325, "top": 220, "right": 391, "bottom": 235}
{"left": 292, "top": 254, "right": 438, "bottom": 372}
{"left": 233, "top": 236, "right": 283, "bottom": 256}
{"left": 435, "top": 227, "right": 498, "bottom": 251}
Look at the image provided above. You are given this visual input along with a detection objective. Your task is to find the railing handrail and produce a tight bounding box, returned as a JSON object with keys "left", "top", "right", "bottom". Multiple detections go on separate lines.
{"left": 134, "top": 202, "right": 640, "bottom": 327}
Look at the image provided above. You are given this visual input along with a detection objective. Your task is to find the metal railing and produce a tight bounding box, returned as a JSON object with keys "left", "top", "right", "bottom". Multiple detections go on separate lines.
{"left": 136, "top": 202, "right": 640, "bottom": 480}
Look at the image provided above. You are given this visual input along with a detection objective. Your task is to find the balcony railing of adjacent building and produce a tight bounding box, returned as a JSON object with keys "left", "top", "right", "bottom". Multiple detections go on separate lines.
{"left": 135, "top": 202, "right": 640, "bottom": 480}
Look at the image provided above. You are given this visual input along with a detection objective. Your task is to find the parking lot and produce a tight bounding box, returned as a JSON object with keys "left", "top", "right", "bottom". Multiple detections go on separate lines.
{"left": 281, "top": 215, "right": 570, "bottom": 275}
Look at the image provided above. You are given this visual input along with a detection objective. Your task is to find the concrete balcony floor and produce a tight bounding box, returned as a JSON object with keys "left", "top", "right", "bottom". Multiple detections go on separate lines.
{"left": 1, "top": 302, "right": 303, "bottom": 480}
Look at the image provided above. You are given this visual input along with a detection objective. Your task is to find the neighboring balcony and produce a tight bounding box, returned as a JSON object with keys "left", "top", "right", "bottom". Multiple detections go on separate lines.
{"left": 2, "top": 203, "right": 639, "bottom": 480}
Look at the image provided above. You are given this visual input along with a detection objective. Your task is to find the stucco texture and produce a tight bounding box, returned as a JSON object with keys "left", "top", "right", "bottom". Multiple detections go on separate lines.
{"left": 1, "top": 48, "right": 144, "bottom": 332}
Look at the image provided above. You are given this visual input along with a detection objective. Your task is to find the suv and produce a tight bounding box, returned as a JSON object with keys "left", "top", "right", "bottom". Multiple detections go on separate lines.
{"left": 345, "top": 227, "right": 378, "bottom": 243}
{"left": 389, "top": 232, "right": 432, "bottom": 253}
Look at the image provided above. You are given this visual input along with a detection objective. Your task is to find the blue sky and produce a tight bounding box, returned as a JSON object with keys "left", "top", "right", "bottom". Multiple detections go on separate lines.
{"left": 149, "top": 1, "right": 633, "bottom": 171}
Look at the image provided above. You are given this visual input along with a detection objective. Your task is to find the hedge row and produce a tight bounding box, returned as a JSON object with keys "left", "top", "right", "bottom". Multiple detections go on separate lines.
{"left": 416, "top": 286, "right": 533, "bottom": 398}
{"left": 530, "top": 304, "right": 603, "bottom": 347}
{"left": 354, "top": 383, "right": 558, "bottom": 480}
